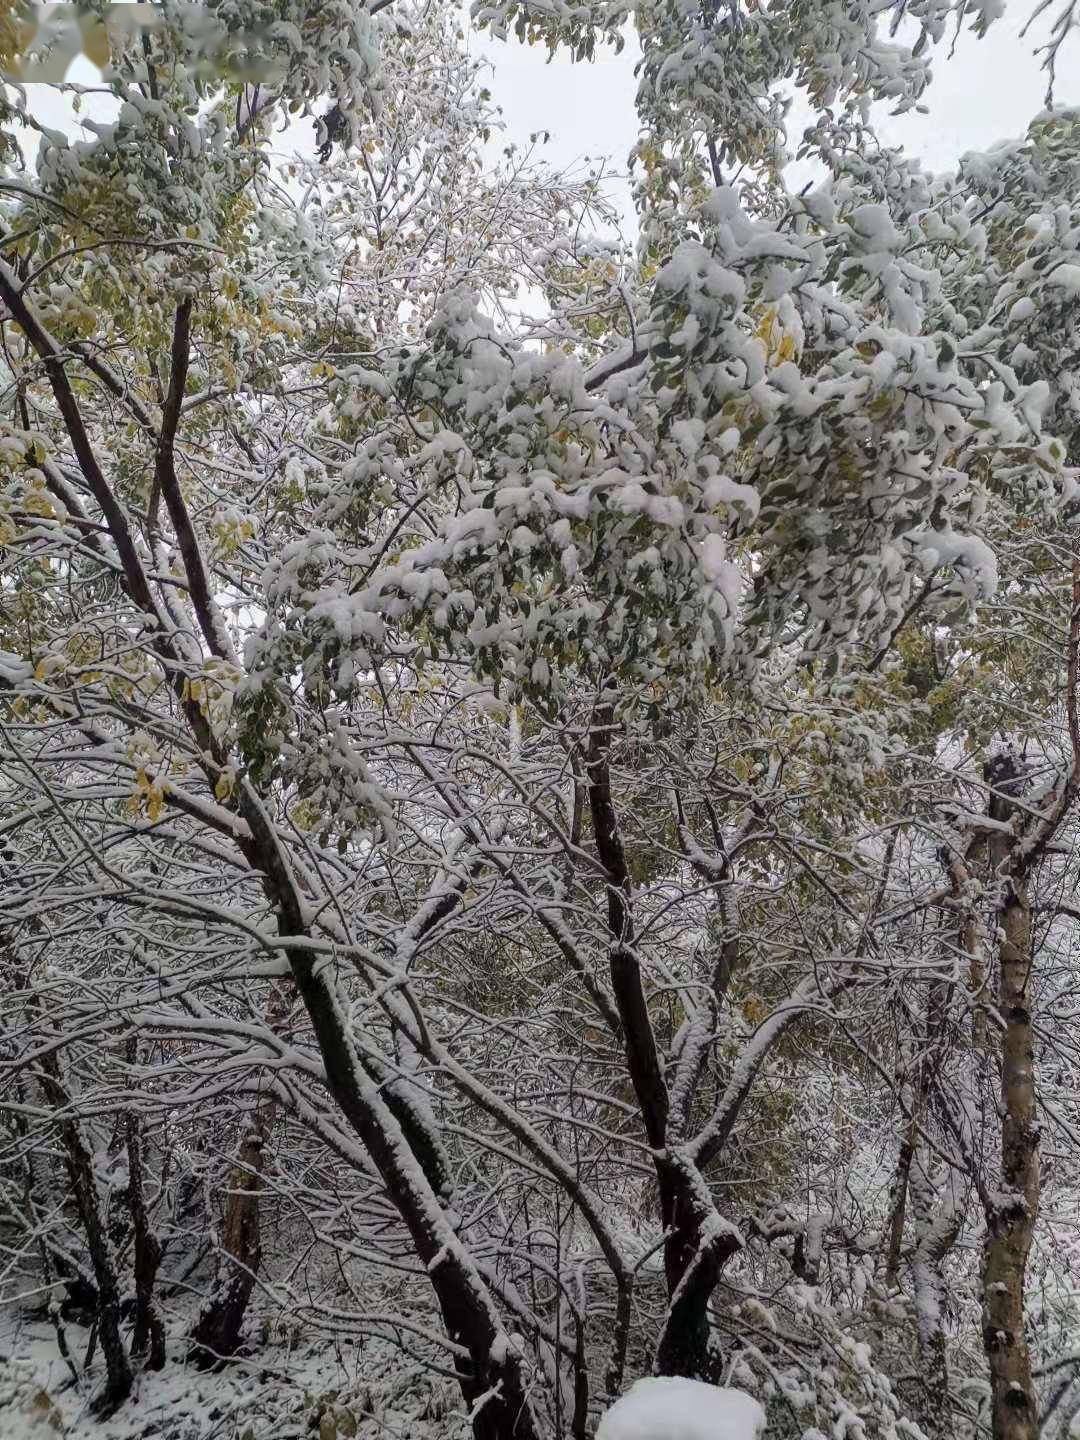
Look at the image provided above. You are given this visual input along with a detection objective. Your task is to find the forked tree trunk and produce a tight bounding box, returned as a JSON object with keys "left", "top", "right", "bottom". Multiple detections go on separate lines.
{"left": 654, "top": 1176, "right": 738, "bottom": 1379}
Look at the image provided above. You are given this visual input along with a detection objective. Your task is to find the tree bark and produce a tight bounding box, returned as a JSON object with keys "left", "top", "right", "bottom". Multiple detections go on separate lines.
{"left": 286, "top": 942, "right": 540, "bottom": 1439}
{"left": 981, "top": 866, "right": 1039, "bottom": 1440}
{"left": 237, "top": 786, "right": 541, "bottom": 1439}
{"left": 37, "top": 1068, "right": 133, "bottom": 1415}
{"left": 125, "top": 1101, "right": 166, "bottom": 1369}
{"left": 884, "top": 1104, "right": 915, "bottom": 1291}
{"left": 653, "top": 1159, "right": 739, "bottom": 1379}
{"left": 9, "top": 951, "right": 132, "bottom": 1414}
{"left": 908, "top": 1146, "right": 962, "bottom": 1438}
{"left": 190, "top": 1121, "right": 267, "bottom": 1362}
{"left": 189, "top": 985, "right": 290, "bottom": 1363}
{"left": 586, "top": 711, "right": 733, "bottom": 1381}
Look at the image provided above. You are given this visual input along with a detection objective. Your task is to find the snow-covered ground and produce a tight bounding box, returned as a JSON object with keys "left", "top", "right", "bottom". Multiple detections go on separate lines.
{"left": 0, "top": 1304, "right": 469, "bottom": 1440}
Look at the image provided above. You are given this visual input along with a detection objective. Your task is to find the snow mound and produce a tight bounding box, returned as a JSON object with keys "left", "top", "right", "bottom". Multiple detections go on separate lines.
{"left": 596, "top": 1378, "right": 766, "bottom": 1440}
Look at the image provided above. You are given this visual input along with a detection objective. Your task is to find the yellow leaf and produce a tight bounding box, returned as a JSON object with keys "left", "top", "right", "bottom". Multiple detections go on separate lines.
{"left": 742, "top": 995, "right": 768, "bottom": 1025}
{"left": 80, "top": 17, "right": 111, "bottom": 70}
{"left": 24, "top": 492, "right": 55, "bottom": 519}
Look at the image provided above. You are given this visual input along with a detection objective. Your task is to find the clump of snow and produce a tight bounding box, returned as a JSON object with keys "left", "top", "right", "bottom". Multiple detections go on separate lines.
{"left": 1048, "top": 263, "right": 1080, "bottom": 296}
{"left": 596, "top": 1378, "right": 766, "bottom": 1440}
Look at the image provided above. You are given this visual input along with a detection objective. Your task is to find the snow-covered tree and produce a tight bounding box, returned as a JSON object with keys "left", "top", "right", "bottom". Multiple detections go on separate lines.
{"left": 4, "top": 3, "right": 1080, "bottom": 1440}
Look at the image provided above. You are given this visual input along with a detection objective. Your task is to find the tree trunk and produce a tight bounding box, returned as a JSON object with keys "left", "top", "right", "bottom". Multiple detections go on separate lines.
{"left": 3, "top": 273, "right": 537, "bottom": 1438}
{"left": 125, "top": 1103, "right": 166, "bottom": 1369}
{"left": 908, "top": 1146, "right": 962, "bottom": 1438}
{"left": 287, "top": 947, "right": 541, "bottom": 1439}
{"left": 981, "top": 868, "right": 1039, "bottom": 1440}
{"left": 654, "top": 1175, "right": 738, "bottom": 1379}
{"left": 586, "top": 715, "right": 736, "bottom": 1381}
{"left": 14, "top": 951, "right": 132, "bottom": 1414}
{"left": 884, "top": 1102, "right": 915, "bottom": 1290}
{"left": 189, "top": 984, "right": 290, "bottom": 1363}
{"left": 37, "top": 1070, "right": 133, "bottom": 1415}
{"left": 190, "top": 1120, "right": 267, "bottom": 1362}
{"left": 235, "top": 789, "right": 541, "bottom": 1439}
